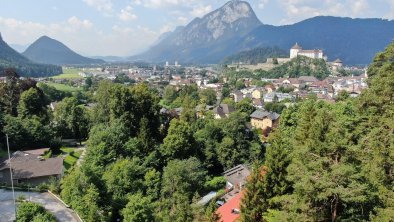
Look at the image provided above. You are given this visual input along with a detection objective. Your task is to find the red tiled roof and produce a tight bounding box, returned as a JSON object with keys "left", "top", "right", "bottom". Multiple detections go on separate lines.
{"left": 216, "top": 192, "right": 243, "bottom": 222}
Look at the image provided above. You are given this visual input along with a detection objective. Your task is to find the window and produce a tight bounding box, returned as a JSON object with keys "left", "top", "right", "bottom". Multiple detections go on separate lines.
{"left": 0, "top": 171, "right": 3, "bottom": 178}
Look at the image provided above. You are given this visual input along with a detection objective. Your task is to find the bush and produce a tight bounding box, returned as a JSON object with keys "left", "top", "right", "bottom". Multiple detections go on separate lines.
{"left": 17, "top": 201, "right": 56, "bottom": 222}
{"left": 204, "top": 176, "right": 227, "bottom": 191}
{"left": 37, "top": 183, "right": 49, "bottom": 192}
{"left": 17, "top": 194, "right": 26, "bottom": 202}
{"left": 49, "top": 138, "right": 62, "bottom": 155}
{"left": 48, "top": 177, "right": 60, "bottom": 194}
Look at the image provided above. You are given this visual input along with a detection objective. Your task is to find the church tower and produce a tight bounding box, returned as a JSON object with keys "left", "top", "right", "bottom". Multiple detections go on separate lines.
{"left": 290, "top": 43, "right": 302, "bottom": 59}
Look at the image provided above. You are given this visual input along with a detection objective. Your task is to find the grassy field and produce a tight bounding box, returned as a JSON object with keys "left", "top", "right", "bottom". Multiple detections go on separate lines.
{"left": 61, "top": 147, "right": 82, "bottom": 170}
{"left": 52, "top": 68, "right": 82, "bottom": 79}
{"left": 46, "top": 82, "right": 82, "bottom": 92}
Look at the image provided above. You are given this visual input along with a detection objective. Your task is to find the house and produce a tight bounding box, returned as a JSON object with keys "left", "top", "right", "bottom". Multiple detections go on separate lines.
{"left": 231, "top": 90, "right": 244, "bottom": 103}
{"left": 298, "top": 76, "right": 319, "bottom": 85}
{"left": 213, "top": 104, "right": 235, "bottom": 119}
{"left": 216, "top": 192, "right": 243, "bottom": 222}
{"left": 252, "top": 98, "right": 264, "bottom": 109}
{"left": 223, "top": 165, "right": 250, "bottom": 193}
{"left": 309, "top": 80, "right": 334, "bottom": 97}
{"left": 252, "top": 88, "right": 263, "bottom": 99}
{"left": 0, "top": 150, "right": 64, "bottom": 186}
{"left": 250, "top": 110, "right": 280, "bottom": 130}
{"left": 263, "top": 92, "right": 295, "bottom": 103}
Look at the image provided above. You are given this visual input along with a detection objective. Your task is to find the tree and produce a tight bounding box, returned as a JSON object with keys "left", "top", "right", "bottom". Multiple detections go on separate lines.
{"left": 18, "top": 87, "right": 48, "bottom": 121}
{"left": 199, "top": 88, "right": 217, "bottom": 105}
{"left": 144, "top": 169, "right": 161, "bottom": 201}
{"left": 17, "top": 201, "right": 56, "bottom": 222}
{"left": 0, "top": 69, "right": 22, "bottom": 116}
{"left": 53, "top": 97, "right": 90, "bottom": 144}
{"left": 103, "top": 158, "right": 145, "bottom": 205}
{"left": 241, "top": 165, "right": 268, "bottom": 222}
{"left": 163, "top": 85, "right": 178, "bottom": 105}
{"left": 159, "top": 158, "right": 207, "bottom": 222}
{"left": 161, "top": 157, "right": 207, "bottom": 200}
{"left": 121, "top": 193, "right": 155, "bottom": 222}
{"left": 236, "top": 98, "right": 256, "bottom": 116}
{"left": 160, "top": 119, "right": 196, "bottom": 161}
{"left": 3, "top": 115, "right": 52, "bottom": 149}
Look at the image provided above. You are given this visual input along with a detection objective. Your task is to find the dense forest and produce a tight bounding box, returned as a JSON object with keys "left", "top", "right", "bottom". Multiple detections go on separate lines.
{"left": 240, "top": 42, "right": 394, "bottom": 221}
{"left": 221, "top": 47, "right": 287, "bottom": 65}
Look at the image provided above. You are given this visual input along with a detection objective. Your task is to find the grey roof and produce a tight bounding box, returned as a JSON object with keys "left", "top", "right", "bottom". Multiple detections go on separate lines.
{"left": 213, "top": 104, "right": 235, "bottom": 117}
{"left": 11, "top": 158, "right": 63, "bottom": 179}
{"left": 0, "top": 151, "right": 63, "bottom": 179}
{"left": 252, "top": 99, "right": 263, "bottom": 107}
{"left": 298, "top": 76, "right": 319, "bottom": 82}
{"left": 220, "top": 104, "right": 235, "bottom": 114}
{"left": 223, "top": 165, "right": 251, "bottom": 188}
{"left": 250, "top": 110, "right": 280, "bottom": 120}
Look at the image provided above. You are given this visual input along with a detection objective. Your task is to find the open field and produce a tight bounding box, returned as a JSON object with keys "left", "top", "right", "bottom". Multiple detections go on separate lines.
{"left": 52, "top": 68, "right": 82, "bottom": 79}
{"left": 46, "top": 82, "right": 82, "bottom": 92}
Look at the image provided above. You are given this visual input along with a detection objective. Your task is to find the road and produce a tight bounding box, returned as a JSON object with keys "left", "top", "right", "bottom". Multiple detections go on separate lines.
{"left": 0, "top": 189, "right": 80, "bottom": 222}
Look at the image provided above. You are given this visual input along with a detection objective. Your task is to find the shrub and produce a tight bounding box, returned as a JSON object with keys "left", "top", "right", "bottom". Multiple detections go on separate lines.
{"left": 17, "top": 201, "right": 56, "bottom": 222}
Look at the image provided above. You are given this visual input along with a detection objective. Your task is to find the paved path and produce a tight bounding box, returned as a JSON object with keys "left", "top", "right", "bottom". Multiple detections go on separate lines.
{"left": 76, "top": 146, "right": 86, "bottom": 166}
{"left": 0, "top": 189, "right": 80, "bottom": 222}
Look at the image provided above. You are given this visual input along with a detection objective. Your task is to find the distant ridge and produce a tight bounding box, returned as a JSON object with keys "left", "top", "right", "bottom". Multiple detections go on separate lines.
{"left": 0, "top": 33, "right": 62, "bottom": 77}
{"left": 133, "top": 0, "right": 394, "bottom": 65}
{"left": 23, "top": 36, "right": 105, "bottom": 65}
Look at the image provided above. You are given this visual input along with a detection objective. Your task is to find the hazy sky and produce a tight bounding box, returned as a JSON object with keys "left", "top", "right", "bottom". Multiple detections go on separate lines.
{"left": 0, "top": 0, "right": 392, "bottom": 56}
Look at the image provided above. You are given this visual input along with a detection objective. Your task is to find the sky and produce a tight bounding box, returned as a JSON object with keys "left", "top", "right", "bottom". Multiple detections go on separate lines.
{"left": 0, "top": 0, "right": 393, "bottom": 57}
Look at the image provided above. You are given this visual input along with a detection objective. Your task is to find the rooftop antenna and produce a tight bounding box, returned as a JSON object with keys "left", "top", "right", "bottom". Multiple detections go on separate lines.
{"left": 6, "top": 134, "right": 17, "bottom": 220}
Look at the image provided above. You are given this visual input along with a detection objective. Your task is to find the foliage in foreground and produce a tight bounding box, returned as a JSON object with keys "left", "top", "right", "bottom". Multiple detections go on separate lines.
{"left": 241, "top": 41, "right": 394, "bottom": 221}
{"left": 17, "top": 201, "right": 56, "bottom": 222}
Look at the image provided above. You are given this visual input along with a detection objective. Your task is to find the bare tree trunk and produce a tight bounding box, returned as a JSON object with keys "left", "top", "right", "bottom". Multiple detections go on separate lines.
{"left": 331, "top": 195, "right": 338, "bottom": 222}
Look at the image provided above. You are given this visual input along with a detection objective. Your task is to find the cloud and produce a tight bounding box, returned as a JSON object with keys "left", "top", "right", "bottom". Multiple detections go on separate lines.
{"left": 277, "top": 0, "right": 373, "bottom": 24}
{"left": 67, "top": 16, "right": 93, "bottom": 29}
{"left": 351, "top": 0, "right": 369, "bottom": 16}
{"left": 134, "top": 0, "right": 200, "bottom": 9}
{"left": 177, "top": 16, "right": 188, "bottom": 25}
{"left": 191, "top": 4, "right": 212, "bottom": 17}
{"left": 119, "top": 6, "right": 138, "bottom": 21}
{"left": 258, "top": 0, "right": 268, "bottom": 9}
{"left": 83, "top": 0, "right": 113, "bottom": 14}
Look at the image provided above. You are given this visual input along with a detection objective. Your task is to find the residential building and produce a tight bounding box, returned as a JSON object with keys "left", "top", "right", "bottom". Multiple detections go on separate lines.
{"left": 0, "top": 150, "right": 64, "bottom": 186}
{"left": 263, "top": 92, "right": 295, "bottom": 103}
{"left": 216, "top": 192, "right": 243, "bottom": 222}
{"left": 250, "top": 110, "right": 280, "bottom": 130}
{"left": 213, "top": 104, "right": 235, "bottom": 119}
{"left": 298, "top": 76, "right": 319, "bottom": 85}
{"left": 224, "top": 165, "right": 250, "bottom": 193}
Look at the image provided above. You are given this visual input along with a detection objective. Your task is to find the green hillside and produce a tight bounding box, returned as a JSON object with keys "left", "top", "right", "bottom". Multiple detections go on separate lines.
{"left": 221, "top": 47, "right": 287, "bottom": 64}
{"left": 257, "top": 56, "right": 331, "bottom": 80}
{"left": 0, "top": 34, "right": 62, "bottom": 77}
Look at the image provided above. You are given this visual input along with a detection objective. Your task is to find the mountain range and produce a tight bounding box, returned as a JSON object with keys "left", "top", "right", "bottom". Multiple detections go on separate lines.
{"left": 23, "top": 36, "right": 105, "bottom": 65}
{"left": 133, "top": 0, "right": 394, "bottom": 65}
{"left": 0, "top": 33, "right": 62, "bottom": 77}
